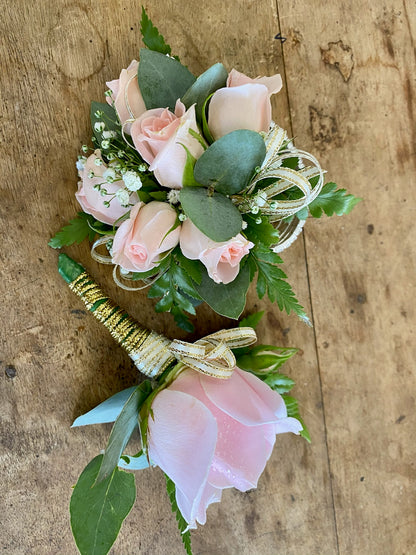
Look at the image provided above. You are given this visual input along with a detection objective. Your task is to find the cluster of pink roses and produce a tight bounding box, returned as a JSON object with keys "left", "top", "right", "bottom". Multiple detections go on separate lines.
{"left": 76, "top": 60, "right": 282, "bottom": 284}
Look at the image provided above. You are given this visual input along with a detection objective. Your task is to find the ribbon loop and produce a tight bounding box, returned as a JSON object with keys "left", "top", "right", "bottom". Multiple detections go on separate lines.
{"left": 169, "top": 327, "right": 257, "bottom": 379}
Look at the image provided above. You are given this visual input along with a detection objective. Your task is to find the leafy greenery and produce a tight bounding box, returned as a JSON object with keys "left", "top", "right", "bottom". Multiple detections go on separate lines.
{"left": 247, "top": 245, "right": 310, "bottom": 324}
{"left": 140, "top": 6, "right": 172, "bottom": 56}
{"left": 239, "top": 310, "right": 265, "bottom": 329}
{"left": 180, "top": 187, "right": 242, "bottom": 242}
{"left": 148, "top": 250, "right": 202, "bottom": 332}
{"left": 70, "top": 455, "right": 136, "bottom": 555}
{"left": 165, "top": 474, "right": 193, "bottom": 555}
{"left": 282, "top": 395, "right": 311, "bottom": 442}
{"left": 244, "top": 214, "right": 280, "bottom": 247}
{"left": 96, "top": 381, "right": 153, "bottom": 484}
{"left": 138, "top": 49, "right": 195, "bottom": 111}
{"left": 194, "top": 130, "right": 266, "bottom": 195}
{"left": 305, "top": 182, "right": 362, "bottom": 219}
{"left": 49, "top": 212, "right": 103, "bottom": 249}
{"left": 194, "top": 263, "right": 250, "bottom": 319}
{"left": 181, "top": 63, "right": 228, "bottom": 124}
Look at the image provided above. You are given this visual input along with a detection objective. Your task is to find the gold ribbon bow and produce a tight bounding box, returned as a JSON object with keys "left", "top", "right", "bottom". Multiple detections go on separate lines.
{"left": 169, "top": 327, "right": 257, "bottom": 379}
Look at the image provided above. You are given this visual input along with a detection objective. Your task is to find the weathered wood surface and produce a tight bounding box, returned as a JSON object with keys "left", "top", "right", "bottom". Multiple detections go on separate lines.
{"left": 0, "top": 1, "right": 414, "bottom": 554}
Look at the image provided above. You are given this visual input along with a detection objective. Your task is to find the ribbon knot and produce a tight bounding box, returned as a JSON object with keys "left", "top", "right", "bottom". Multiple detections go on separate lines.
{"left": 169, "top": 327, "right": 257, "bottom": 379}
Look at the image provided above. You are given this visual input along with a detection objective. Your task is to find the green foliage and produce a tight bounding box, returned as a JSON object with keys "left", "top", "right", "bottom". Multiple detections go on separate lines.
{"left": 140, "top": 6, "right": 172, "bottom": 55}
{"left": 194, "top": 130, "right": 266, "bottom": 196}
{"left": 244, "top": 214, "right": 280, "bottom": 247}
{"left": 194, "top": 263, "right": 250, "bottom": 319}
{"left": 248, "top": 246, "right": 310, "bottom": 324}
{"left": 96, "top": 381, "right": 153, "bottom": 484}
{"left": 58, "top": 253, "right": 85, "bottom": 284}
{"left": 182, "top": 63, "right": 228, "bottom": 123}
{"left": 70, "top": 455, "right": 136, "bottom": 555}
{"left": 239, "top": 310, "right": 264, "bottom": 329}
{"left": 165, "top": 474, "right": 193, "bottom": 555}
{"left": 148, "top": 251, "right": 202, "bottom": 332}
{"left": 306, "top": 182, "right": 362, "bottom": 218}
{"left": 282, "top": 395, "right": 311, "bottom": 442}
{"left": 179, "top": 187, "right": 242, "bottom": 242}
{"left": 49, "top": 212, "right": 101, "bottom": 249}
{"left": 138, "top": 49, "right": 195, "bottom": 112}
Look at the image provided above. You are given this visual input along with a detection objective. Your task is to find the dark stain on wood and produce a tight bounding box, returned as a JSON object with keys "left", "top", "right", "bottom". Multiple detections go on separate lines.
{"left": 309, "top": 106, "right": 341, "bottom": 150}
{"left": 321, "top": 40, "right": 354, "bottom": 81}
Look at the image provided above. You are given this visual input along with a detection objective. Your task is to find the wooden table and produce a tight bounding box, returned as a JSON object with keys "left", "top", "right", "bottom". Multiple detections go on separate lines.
{"left": 1, "top": 1, "right": 415, "bottom": 554}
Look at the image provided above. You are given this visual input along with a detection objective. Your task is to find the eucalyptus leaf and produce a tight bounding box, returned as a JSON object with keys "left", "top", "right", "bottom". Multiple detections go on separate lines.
{"left": 118, "top": 451, "right": 150, "bottom": 470}
{"left": 194, "top": 130, "right": 266, "bottom": 195}
{"left": 138, "top": 49, "right": 195, "bottom": 111}
{"left": 194, "top": 263, "right": 250, "bottom": 319}
{"left": 180, "top": 187, "right": 242, "bottom": 242}
{"left": 95, "top": 381, "right": 152, "bottom": 484}
{"left": 72, "top": 386, "right": 138, "bottom": 427}
{"left": 182, "top": 63, "right": 228, "bottom": 123}
{"left": 70, "top": 455, "right": 136, "bottom": 555}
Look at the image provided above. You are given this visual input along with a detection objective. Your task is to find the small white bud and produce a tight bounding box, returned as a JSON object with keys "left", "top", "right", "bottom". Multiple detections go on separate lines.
{"left": 94, "top": 157, "right": 103, "bottom": 166}
{"left": 81, "top": 144, "right": 89, "bottom": 153}
{"left": 94, "top": 121, "right": 105, "bottom": 132}
{"left": 138, "top": 164, "right": 147, "bottom": 172}
{"left": 270, "top": 201, "right": 278, "bottom": 210}
{"left": 123, "top": 171, "right": 142, "bottom": 192}
{"left": 104, "top": 90, "right": 113, "bottom": 97}
{"left": 101, "top": 139, "right": 110, "bottom": 150}
{"left": 120, "top": 266, "right": 130, "bottom": 276}
{"left": 255, "top": 216, "right": 262, "bottom": 224}
{"left": 115, "top": 188, "right": 130, "bottom": 207}
{"left": 251, "top": 205, "right": 260, "bottom": 215}
{"left": 178, "top": 213, "right": 187, "bottom": 222}
{"left": 103, "top": 168, "right": 117, "bottom": 183}
{"left": 102, "top": 130, "right": 117, "bottom": 139}
{"left": 100, "top": 188, "right": 108, "bottom": 196}
{"left": 167, "top": 189, "right": 180, "bottom": 204}
{"left": 241, "top": 220, "right": 248, "bottom": 230}
{"left": 88, "top": 170, "right": 95, "bottom": 178}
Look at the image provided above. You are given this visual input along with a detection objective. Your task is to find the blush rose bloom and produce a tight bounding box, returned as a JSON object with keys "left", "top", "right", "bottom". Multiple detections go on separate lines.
{"left": 180, "top": 219, "right": 253, "bottom": 284}
{"left": 131, "top": 104, "right": 205, "bottom": 189}
{"left": 106, "top": 60, "right": 146, "bottom": 133}
{"left": 208, "top": 69, "right": 283, "bottom": 140}
{"left": 112, "top": 201, "right": 180, "bottom": 272}
{"left": 147, "top": 367, "right": 302, "bottom": 529}
{"left": 75, "top": 150, "right": 138, "bottom": 226}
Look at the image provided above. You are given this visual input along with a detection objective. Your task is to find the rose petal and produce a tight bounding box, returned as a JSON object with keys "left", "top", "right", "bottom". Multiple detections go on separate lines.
{"left": 148, "top": 389, "right": 217, "bottom": 528}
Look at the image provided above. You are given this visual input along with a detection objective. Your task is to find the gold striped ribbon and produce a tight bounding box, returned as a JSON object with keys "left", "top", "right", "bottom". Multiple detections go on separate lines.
{"left": 68, "top": 271, "right": 257, "bottom": 380}
{"left": 169, "top": 327, "right": 257, "bottom": 379}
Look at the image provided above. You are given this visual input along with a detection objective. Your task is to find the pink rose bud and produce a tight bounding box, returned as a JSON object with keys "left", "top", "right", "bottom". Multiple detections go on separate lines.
{"left": 147, "top": 367, "right": 302, "bottom": 529}
{"left": 106, "top": 60, "right": 146, "bottom": 133}
{"left": 130, "top": 100, "right": 186, "bottom": 164}
{"left": 75, "top": 150, "right": 138, "bottom": 226}
{"left": 208, "top": 68, "right": 283, "bottom": 140}
{"left": 112, "top": 201, "right": 180, "bottom": 272}
{"left": 180, "top": 219, "right": 253, "bottom": 284}
{"left": 133, "top": 104, "right": 205, "bottom": 190}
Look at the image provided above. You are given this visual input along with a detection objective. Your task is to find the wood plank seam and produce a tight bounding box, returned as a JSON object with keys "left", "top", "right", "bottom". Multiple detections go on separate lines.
{"left": 274, "top": 1, "right": 341, "bottom": 553}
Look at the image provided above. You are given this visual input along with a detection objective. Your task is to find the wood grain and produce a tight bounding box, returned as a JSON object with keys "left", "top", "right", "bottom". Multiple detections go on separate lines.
{"left": 0, "top": 0, "right": 414, "bottom": 554}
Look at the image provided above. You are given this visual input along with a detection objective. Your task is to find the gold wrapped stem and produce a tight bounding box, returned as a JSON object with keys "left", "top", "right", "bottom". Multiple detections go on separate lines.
{"left": 68, "top": 272, "right": 175, "bottom": 378}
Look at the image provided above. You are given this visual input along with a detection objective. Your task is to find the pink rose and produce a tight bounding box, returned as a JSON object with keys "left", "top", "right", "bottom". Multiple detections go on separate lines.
{"left": 135, "top": 104, "right": 205, "bottom": 189}
{"left": 180, "top": 219, "right": 253, "bottom": 284}
{"left": 112, "top": 201, "right": 180, "bottom": 272}
{"left": 75, "top": 150, "right": 138, "bottom": 226}
{"left": 208, "top": 69, "right": 283, "bottom": 140}
{"left": 147, "top": 367, "right": 302, "bottom": 529}
{"left": 130, "top": 100, "right": 186, "bottom": 164}
{"left": 106, "top": 60, "right": 146, "bottom": 133}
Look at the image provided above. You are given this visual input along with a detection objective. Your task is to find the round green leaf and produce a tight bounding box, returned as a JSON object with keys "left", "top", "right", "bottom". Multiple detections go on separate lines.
{"left": 180, "top": 187, "right": 242, "bottom": 242}
{"left": 194, "top": 129, "right": 266, "bottom": 195}
{"left": 181, "top": 63, "right": 228, "bottom": 123}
